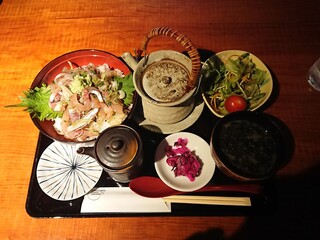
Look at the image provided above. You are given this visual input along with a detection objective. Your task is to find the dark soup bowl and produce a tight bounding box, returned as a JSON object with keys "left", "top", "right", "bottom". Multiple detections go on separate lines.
{"left": 210, "top": 111, "right": 287, "bottom": 181}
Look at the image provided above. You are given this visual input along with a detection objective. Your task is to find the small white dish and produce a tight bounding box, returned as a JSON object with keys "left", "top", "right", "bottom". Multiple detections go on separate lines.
{"left": 154, "top": 132, "right": 216, "bottom": 192}
{"left": 36, "top": 141, "right": 103, "bottom": 201}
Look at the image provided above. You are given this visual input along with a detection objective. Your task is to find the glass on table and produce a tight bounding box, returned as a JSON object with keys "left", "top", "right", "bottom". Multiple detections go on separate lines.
{"left": 308, "top": 57, "right": 320, "bottom": 91}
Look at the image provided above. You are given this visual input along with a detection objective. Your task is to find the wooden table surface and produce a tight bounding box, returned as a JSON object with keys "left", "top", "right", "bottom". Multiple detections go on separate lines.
{"left": 1, "top": 0, "right": 320, "bottom": 239}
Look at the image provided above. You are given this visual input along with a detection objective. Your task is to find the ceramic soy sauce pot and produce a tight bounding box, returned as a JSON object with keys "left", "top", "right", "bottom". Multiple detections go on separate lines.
{"left": 77, "top": 125, "right": 143, "bottom": 183}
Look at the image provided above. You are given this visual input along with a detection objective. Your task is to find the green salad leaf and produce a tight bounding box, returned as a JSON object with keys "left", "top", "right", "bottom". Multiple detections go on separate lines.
{"left": 6, "top": 84, "right": 62, "bottom": 121}
{"left": 115, "top": 74, "right": 135, "bottom": 106}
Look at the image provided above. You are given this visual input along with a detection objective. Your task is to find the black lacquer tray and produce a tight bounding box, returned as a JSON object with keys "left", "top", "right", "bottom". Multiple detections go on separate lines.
{"left": 25, "top": 98, "right": 276, "bottom": 218}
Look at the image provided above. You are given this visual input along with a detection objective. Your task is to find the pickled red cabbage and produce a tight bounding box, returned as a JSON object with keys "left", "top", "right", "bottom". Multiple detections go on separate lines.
{"left": 165, "top": 138, "right": 201, "bottom": 181}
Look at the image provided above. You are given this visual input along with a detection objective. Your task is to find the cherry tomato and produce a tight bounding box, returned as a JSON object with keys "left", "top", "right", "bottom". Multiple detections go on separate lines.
{"left": 224, "top": 95, "right": 247, "bottom": 113}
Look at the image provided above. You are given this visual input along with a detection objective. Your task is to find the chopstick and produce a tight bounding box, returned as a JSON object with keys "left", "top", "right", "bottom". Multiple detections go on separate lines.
{"left": 163, "top": 195, "right": 251, "bottom": 206}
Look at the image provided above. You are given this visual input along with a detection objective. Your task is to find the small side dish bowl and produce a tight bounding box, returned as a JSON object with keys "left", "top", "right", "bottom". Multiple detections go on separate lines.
{"left": 201, "top": 50, "right": 273, "bottom": 118}
{"left": 210, "top": 111, "right": 285, "bottom": 181}
{"left": 30, "top": 49, "right": 134, "bottom": 144}
{"left": 154, "top": 132, "right": 216, "bottom": 192}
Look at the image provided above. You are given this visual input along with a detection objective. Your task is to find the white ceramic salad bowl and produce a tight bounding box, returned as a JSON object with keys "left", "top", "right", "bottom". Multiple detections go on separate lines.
{"left": 200, "top": 50, "right": 273, "bottom": 118}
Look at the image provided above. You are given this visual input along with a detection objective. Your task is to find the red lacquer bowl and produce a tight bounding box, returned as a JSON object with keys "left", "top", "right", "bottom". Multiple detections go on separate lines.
{"left": 30, "top": 49, "right": 133, "bottom": 144}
